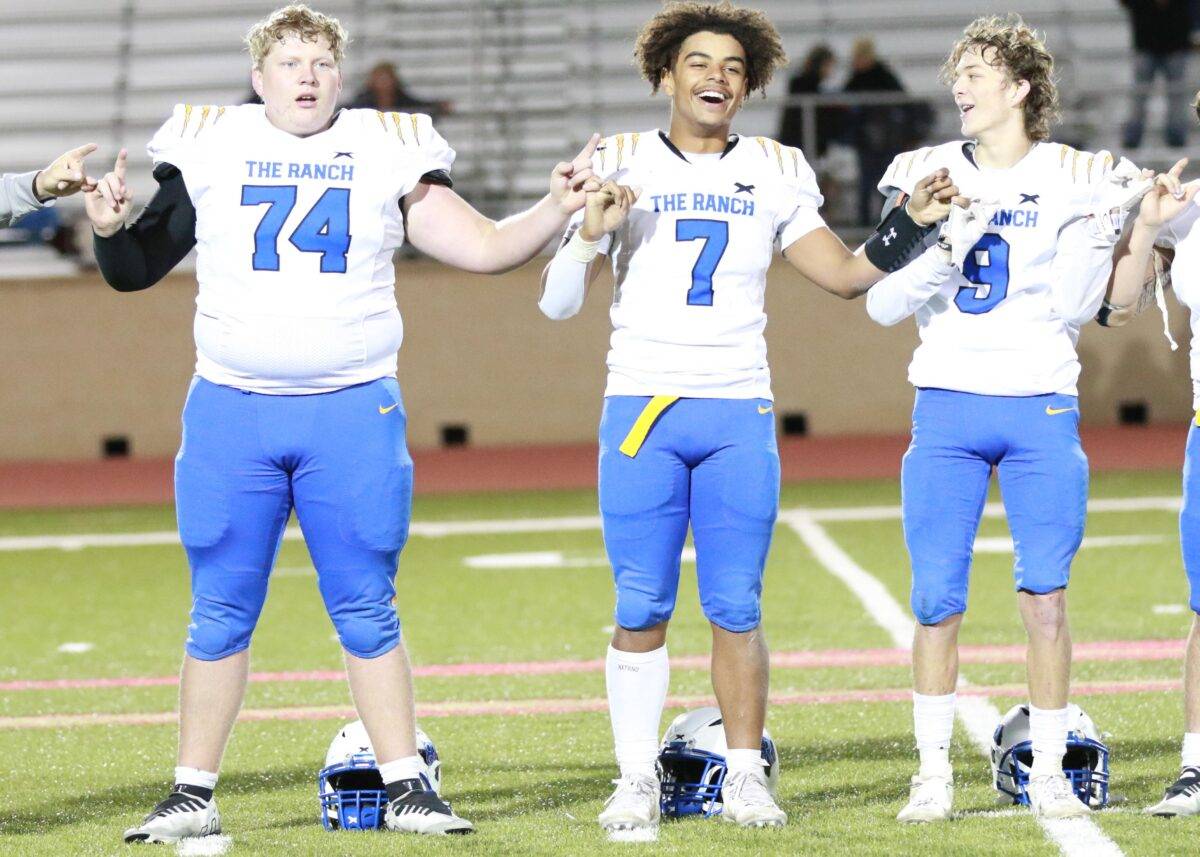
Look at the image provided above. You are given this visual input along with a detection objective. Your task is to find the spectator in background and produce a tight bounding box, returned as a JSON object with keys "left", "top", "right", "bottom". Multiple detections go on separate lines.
{"left": 348, "top": 62, "right": 452, "bottom": 119}
{"left": 778, "top": 43, "right": 843, "bottom": 158}
{"left": 844, "top": 38, "right": 914, "bottom": 225}
{"left": 1121, "top": 0, "right": 1192, "bottom": 148}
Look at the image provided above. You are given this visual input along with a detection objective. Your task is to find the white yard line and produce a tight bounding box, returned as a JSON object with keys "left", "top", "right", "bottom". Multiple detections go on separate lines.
{"left": 0, "top": 494, "right": 1180, "bottom": 554}
{"left": 784, "top": 510, "right": 1124, "bottom": 857}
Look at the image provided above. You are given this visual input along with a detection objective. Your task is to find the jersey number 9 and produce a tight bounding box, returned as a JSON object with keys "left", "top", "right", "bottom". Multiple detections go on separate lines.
{"left": 955, "top": 233, "right": 1011, "bottom": 314}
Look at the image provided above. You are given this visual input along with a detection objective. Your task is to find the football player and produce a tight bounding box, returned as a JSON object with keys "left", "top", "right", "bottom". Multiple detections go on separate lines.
{"left": 1103, "top": 147, "right": 1200, "bottom": 816}
{"left": 863, "top": 15, "right": 1151, "bottom": 822}
{"left": 538, "top": 1, "right": 957, "bottom": 834}
{"left": 0, "top": 143, "right": 97, "bottom": 227}
{"left": 84, "top": 4, "right": 597, "bottom": 843}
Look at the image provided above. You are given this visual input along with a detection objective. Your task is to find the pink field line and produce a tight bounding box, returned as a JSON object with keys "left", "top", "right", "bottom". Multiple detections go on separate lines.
{"left": 0, "top": 679, "right": 1179, "bottom": 731}
{"left": 0, "top": 638, "right": 1183, "bottom": 693}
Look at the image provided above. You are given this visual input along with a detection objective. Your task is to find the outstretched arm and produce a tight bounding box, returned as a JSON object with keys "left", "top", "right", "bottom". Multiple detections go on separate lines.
{"left": 87, "top": 151, "right": 197, "bottom": 292}
{"left": 403, "top": 135, "right": 599, "bottom": 274}
{"left": 0, "top": 143, "right": 98, "bottom": 228}
{"left": 783, "top": 170, "right": 962, "bottom": 299}
{"left": 1102, "top": 160, "right": 1196, "bottom": 327}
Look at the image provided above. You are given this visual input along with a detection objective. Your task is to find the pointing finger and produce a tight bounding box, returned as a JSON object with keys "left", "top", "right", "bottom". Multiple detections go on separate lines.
{"left": 575, "top": 133, "right": 601, "bottom": 164}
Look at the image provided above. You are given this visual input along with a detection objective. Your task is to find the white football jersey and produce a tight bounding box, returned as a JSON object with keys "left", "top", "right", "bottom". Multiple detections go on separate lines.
{"left": 1154, "top": 185, "right": 1200, "bottom": 406}
{"left": 148, "top": 103, "right": 454, "bottom": 394}
{"left": 878, "top": 141, "right": 1127, "bottom": 396}
{"left": 565, "top": 130, "right": 826, "bottom": 399}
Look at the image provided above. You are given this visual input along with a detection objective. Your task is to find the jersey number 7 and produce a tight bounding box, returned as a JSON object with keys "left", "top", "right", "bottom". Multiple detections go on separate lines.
{"left": 241, "top": 185, "right": 352, "bottom": 273}
{"left": 676, "top": 219, "right": 729, "bottom": 306}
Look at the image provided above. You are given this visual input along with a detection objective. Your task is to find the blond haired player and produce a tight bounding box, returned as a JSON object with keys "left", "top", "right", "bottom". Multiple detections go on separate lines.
{"left": 85, "top": 4, "right": 598, "bottom": 842}
{"left": 865, "top": 15, "right": 1152, "bottom": 822}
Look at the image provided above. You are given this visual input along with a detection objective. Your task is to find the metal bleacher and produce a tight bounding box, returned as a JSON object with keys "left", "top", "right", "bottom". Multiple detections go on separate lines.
{"left": 0, "top": 0, "right": 1176, "bottom": 250}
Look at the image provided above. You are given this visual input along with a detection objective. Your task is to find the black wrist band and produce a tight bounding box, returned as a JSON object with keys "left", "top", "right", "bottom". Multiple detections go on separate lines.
{"left": 864, "top": 203, "right": 936, "bottom": 273}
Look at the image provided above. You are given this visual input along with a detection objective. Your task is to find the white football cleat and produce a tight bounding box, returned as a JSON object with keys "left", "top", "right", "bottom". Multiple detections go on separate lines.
{"left": 1145, "top": 767, "right": 1200, "bottom": 817}
{"left": 897, "top": 773, "right": 953, "bottom": 823}
{"left": 598, "top": 774, "right": 660, "bottom": 833}
{"left": 1027, "top": 774, "right": 1089, "bottom": 819}
{"left": 383, "top": 779, "right": 474, "bottom": 835}
{"left": 721, "top": 770, "right": 787, "bottom": 828}
{"left": 123, "top": 791, "right": 221, "bottom": 843}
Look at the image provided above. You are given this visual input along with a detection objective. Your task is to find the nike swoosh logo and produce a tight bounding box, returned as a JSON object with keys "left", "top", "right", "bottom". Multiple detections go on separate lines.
{"left": 378, "top": 404, "right": 399, "bottom": 415}
{"left": 758, "top": 404, "right": 774, "bottom": 415}
{"left": 1045, "top": 406, "right": 1075, "bottom": 416}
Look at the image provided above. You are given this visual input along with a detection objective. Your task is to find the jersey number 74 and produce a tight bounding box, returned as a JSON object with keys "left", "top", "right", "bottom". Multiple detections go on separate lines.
{"left": 241, "top": 185, "right": 352, "bottom": 273}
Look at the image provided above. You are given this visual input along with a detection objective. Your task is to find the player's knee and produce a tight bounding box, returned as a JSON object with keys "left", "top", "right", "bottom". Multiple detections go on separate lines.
{"left": 186, "top": 600, "right": 256, "bottom": 660}
{"left": 911, "top": 587, "right": 966, "bottom": 627}
{"left": 185, "top": 571, "right": 268, "bottom": 660}
{"left": 1018, "top": 586, "right": 1068, "bottom": 639}
{"left": 615, "top": 588, "right": 674, "bottom": 631}
{"left": 699, "top": 588, "right": 760, "bottom": 632}
{"left": 331, "top": 603, "right": 400, "bottom": 659}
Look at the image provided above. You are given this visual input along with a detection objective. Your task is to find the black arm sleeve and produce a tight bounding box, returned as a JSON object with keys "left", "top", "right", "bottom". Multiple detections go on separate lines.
{"left": 92, "top": 163, "right": 197, "bottom": 292}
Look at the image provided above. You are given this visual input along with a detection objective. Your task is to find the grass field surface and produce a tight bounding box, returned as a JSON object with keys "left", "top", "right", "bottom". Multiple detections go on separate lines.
{"left": 0, "top": 470, "right": 1196, "bottom": 855}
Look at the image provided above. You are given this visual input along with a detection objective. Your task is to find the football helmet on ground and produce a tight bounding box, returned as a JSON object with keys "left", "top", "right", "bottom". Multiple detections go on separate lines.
{"left": 657, "top": 706, "right": 780, "bottom": 818}
{"left": 318, "top": 720, "right": 441, "bottom": 830}
{"left": 991, "top": 703, "right": 1109, "bottom": 809}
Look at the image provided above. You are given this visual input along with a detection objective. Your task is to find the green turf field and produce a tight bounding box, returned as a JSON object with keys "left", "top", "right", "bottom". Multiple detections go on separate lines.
{"left": 0, "top": 470, "right": 1196, "bottom": 855}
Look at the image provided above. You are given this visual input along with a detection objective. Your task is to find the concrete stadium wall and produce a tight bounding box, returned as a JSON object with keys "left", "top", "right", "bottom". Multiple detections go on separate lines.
{"left": 0, "top": 260, "right": 1191, "bottom": 461}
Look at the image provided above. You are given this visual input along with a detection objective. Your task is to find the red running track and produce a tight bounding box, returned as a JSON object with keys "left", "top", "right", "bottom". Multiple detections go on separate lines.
{"left": 0, "top": 424, "right": 1188, "bottom": 510}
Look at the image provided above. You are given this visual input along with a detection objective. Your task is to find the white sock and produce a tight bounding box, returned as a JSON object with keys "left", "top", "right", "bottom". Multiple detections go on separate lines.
{"left": 174, "top": 766, "right": 218, "bottom": 791}
{"left": 377, "top": 755, "right": 425, "bottom": 785}
{"left": 606, "top": 644, "right": 669, "bottom": 779}
{"left": 1181, "top": 732, "right": 1200, "bottom": 769}
{"left": 913, "top": 692, "right": 955, "bottom": 778}
{"left": 725, "top": 748, "right": 766, "bottom": 780}
{"left": 1028, "top": 704, "right": 1069, "bottom": 778}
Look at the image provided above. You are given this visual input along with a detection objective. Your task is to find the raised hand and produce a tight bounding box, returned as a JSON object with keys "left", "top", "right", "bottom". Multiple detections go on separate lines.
{"left": 906, "top": 169, "right": 967, "bottom": 227}
{"left": 83, "top": 149, "right": 134, "bottom": 237}
{"left": 550, "top": 133, "right": 600, "bottom": 214}
{"left": 34, "top": 143, "right": 98, "bottom": 200}
{"left": 1138, "top": 158, "right": 1198, "bottom": 229}
{"left": 580, "top": 180, "right": 640, "bottom": 241}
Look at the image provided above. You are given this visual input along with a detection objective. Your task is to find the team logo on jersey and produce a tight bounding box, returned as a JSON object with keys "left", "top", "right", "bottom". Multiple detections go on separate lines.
{"left": 734, "top": 182, "right": 755, "bottom": 195}
{"left": 334, "top": 151, "right": 354, "bottom": 159}
{"left": 1018, "top": 193, "right": 1039, "bottom": 205}
{"left": 988, "top": 207, "right": 1038, "bottom": 228}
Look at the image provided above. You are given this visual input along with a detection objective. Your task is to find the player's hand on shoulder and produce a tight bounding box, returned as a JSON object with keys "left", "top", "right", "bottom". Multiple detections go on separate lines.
{"left": 83, "top": 149, "right": 134, "bottom": 238}
{"left": 35, "top": 142, "right": 98, "bottom": 201}
{"left": 550, "top": 133, "right": 601, "bottom": 215}
{"left": 580, "top": 180, "right": 640, "bottom": 242}
{"left": 906, "top": 169, "right": 967, "bottom": 227}
{"left": 1138, "top": 158, "right": 1198, "bottom": 229}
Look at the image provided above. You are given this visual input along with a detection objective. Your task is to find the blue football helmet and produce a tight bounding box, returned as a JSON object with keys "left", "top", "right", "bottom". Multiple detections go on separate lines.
{"left": 657, "top": 706, "right": 780, "bottom": 818}
{"left": 991, "top": 703, "right": 1110, "bottom": 809}
{"left": 318, "top": 720, "right": 441, "bottom": 830}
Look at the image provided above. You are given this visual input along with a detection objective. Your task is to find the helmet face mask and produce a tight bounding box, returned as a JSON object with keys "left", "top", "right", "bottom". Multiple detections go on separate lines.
{"left": 990, "top": 704, "right": 1110, "bottom": 809}
{"left": 317, "top": 720, "right": 441, "bottom": 830}
{"left": 656, "top": 706, "right": 780, "bottom": 819}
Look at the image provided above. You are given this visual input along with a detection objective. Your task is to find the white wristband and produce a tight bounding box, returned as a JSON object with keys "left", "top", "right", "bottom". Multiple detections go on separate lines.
{"left": 564, "top": 229, "right": 601, "bottom": 263}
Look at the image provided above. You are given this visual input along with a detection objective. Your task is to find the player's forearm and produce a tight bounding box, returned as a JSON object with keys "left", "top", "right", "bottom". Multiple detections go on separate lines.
{"left": 93, "top": 168, "right": 196, "bottom": 292}
{"left": 539, "top": 232, "right": 601, "bottom": 319}
{"left": 865, "top": 246, "right": 955, "bottom": 326}
{"left": 472, "top": 195, "right": 570, "bottom": 274}
{"left": 1104, "top": 215, "right": 1161, "bottom": 323}
{"left": 0, "top": 170, "right": 48, "bottom": 228}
